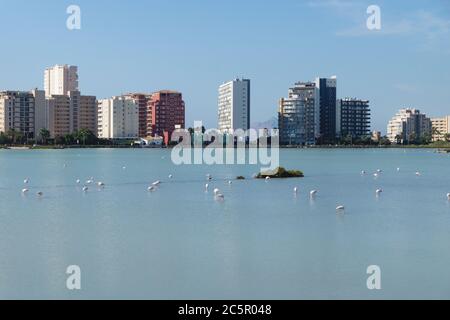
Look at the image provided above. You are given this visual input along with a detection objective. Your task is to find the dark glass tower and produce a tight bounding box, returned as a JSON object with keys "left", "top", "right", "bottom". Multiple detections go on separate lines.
{"left": 317, "top": 77, "right": 337, "bottom": 144}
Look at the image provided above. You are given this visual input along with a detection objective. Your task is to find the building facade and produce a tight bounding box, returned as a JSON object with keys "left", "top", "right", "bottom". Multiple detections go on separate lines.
{"left": 44, "top": 65, "right": 79, "bottom": 96}
{"left": 387, "top": 108, "right": 432, "bottom": 144}
{"left": 147, "top": 91, "right": 185, "bottom": 143}
{"left": 46, "top": 95, "right": 71, "bottom": 138}
{"left": 431, "top": 116, "right": 450, "bottom": 141}
{"left": 316, "top": 77, "right": 337, "bottom": 144}
{"left": 336, "top": 98, "right": 371, "bottom": 139}
{"left": 0, "top": 90, "right": 46, "bottom": 140}
{"left": 124, "top": 93, "right": 152, "bottom": 138}
{"left": 46, "top": 91, "right": 97, "bottom": 138}
{"left": 78, "top": 94, "right": 98, "bottom": 134}
{"left": 278, "top": 82, "right": 320, "bottom": 146}
{"left": 98, "top": 96, "right": 139, "bottom": 139}
{"left": 218, "top": 79, "right": 250, "bottom": 133}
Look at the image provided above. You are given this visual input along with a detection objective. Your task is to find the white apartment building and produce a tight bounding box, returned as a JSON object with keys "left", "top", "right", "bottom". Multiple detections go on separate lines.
{"left": 44, "top": 65, "right": 79, "bottom": 96}
{"left": 0, "top": 90, "right": 46, "bottom": 140}
{"left": 98, "top": 96, "right": 139, "bottom": 139}
{"left": 431, "top": 116, "right": 450, "bottom": 141}
{"left": 278, "top": 82, "right": 320, "bottom": 145}
{"left": 218, "top": 79, "right": 250, "bottom": 133}
{"left": 387, "top": 108, "right": 432, "bottom": 144}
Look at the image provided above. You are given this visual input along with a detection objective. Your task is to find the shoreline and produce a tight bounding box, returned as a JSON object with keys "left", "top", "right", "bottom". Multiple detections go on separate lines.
{"left": 1, "top": 145, "right": 450, "bottom": 151}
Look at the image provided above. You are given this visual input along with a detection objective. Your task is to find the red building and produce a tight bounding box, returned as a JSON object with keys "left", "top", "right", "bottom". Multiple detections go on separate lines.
{"left": 147, "top": 90, "right": 185, "bottom": 145}
{"left": 125, "top": 93, "right": 152, "bottom": 138}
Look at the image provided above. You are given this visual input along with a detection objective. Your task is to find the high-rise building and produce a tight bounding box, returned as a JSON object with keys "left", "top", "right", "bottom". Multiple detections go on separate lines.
{"left": 387, "top": 108, "right": 432, "bottom": 144}
{"left": 336, "top": 98, "right": 371, "bottom": 139}
{"left": 316, "top": 77, "right": 337, "bottom": 144}
{"left": 0, "top": 90, "right": 46, "bottom": 140}
{"left": 46, "top": 91, "right": 97, "bottom": 138}
{"left": 431, "top": 116, "right": 450, "bottom": 142}
{"left": 98, "top": 96, "right": 139, "bottom": 139}
{"left": 44, "top": 65, "right": 79, "bottom": 96}
{"left": 218, "top": 79, "right": 250, "bottom": 133}
{"left": 278, "top": 82, "right": 320, "bottom": 146}
{"left": 78, "top": 94, "right": 97, "bottom": 134}
{"left": 124, "top": 93, "right": 152, "bottom": 138}
{"left": 147, "top": 91, "right": 185, "bottom": 143}
{"left": 46, "top": 94, "right": 72, "bottom": 138}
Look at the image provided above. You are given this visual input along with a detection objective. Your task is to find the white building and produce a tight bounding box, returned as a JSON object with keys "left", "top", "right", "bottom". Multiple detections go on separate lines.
{"left": 278, "top": 82, "right": 320, "bottom": 145}
{"left": 98, "top": 96, "right": 139, "bottom": 139}
{"left": 44, "top": 65, "right": 79, "bottom": 97}
{"left": 387, "top": 108, "right": 432, "bottom": 144}
{"left": 431, "top": 116, "right": 450, "bottom": 141}
{"left": 218, "top": 78, "right": 250, "bottom": 133}
{"left": 0, "top": 90, "right": 46, "bottom": 140}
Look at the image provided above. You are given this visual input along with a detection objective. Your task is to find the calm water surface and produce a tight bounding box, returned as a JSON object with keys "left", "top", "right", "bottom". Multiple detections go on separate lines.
{"left": 0, "top": 148, "right": 449, "bottom": 299}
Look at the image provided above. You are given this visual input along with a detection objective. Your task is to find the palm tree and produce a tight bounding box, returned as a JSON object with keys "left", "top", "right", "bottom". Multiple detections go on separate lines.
{"left": 444, "top": 133, "right": 450, "bottom": 143}
{"left": 75, "top": 129, "right": 89, "bottom": 145}
{"left": 7, "top": 129, "right": 24, "bottom": 144}
{"left": 432, "top": 127, "right": 441, "bottom": 141}
{"left": 39, "top": 128, "right": 51, "bottom": 145}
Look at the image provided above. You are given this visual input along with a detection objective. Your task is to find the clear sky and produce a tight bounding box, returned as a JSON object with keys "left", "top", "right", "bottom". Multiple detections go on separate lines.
{"left": 0, "top": 0, "right": 449, "bottom": 133}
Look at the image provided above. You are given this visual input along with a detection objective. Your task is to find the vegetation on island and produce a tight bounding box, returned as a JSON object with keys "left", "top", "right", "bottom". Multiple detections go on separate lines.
{"left": 236, "top": 176, "right": 246, "bottom": 180}
{"left": 256, "top": 167, "right": 304, "bottom": 179}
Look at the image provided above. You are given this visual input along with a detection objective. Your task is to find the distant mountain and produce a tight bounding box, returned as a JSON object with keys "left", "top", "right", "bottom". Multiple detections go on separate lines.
{"left": 251, "top": 117, "right": 278, "bottom": 130}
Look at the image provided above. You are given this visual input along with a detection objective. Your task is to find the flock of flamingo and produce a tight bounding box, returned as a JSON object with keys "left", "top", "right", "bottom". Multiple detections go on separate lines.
{"left": 19, "top": 166, "right": 450, "bottom": 215}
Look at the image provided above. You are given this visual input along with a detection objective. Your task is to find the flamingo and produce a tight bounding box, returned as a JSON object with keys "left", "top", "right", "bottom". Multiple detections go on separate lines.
{"left": 336, "top": 205, "right": 345, "bottom": 213}
{"left": 215, "top": 193, "right": 225, "bottom": 201}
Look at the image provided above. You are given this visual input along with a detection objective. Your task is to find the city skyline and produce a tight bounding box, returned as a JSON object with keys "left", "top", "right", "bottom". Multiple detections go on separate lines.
{"left": 1, "top": 63, "right": 449, "bottom": 145}
{"left": 0, "top": 0, "right": 449, "bottom": 133}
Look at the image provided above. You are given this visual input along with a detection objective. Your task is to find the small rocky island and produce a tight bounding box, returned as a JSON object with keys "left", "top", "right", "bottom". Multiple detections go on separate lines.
{"left": 256, "top": 167, "right": 304, "bottom": 179}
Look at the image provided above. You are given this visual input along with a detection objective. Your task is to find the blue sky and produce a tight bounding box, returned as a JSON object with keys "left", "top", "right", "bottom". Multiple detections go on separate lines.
{"left": 0, "top": 0, "right": 449, "bottom": 133}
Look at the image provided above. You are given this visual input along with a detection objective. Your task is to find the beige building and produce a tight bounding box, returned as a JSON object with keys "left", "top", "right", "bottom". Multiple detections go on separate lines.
{"left": 46, "top": 95, "right": 71, "bottom": 138}
{"left": 431, "top": 116, "right": 450, "bottom": 141}
{"left": 387, "top": 108, "right": 432, "bottom": 144}
{"left": 46, "top": 91, "right": 97, "bottom": 138}
{"left": 44, "top": 65, "right": 79, "bottom": 96}
{"left": 98, "top": 96, "right": 139, "bottom": 139}
{"left": 0, "top": 90, "right": 46, "bottom": 140}
{"left": 43, "top": 65, "right": 97, "bottom": 138}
